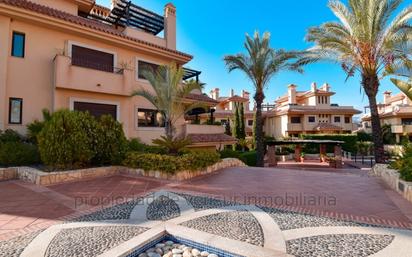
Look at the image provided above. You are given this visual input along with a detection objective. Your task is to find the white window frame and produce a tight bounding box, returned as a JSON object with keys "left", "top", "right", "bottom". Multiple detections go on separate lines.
{"left": 69, "top": 97, "right": 120, "bottom": 122}
{"left": 135, "top": 57, "right": 164, "bottom": 82}
{"left": 67, "top": 40, "right": 117, "bottom": 68}
{"left": 135, "top": 106, "right": 164, "bottom": 131}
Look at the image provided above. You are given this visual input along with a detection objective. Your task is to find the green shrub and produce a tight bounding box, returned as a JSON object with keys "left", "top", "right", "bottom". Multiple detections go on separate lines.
{"left": 152, "top": 136, "right": 191, "bottom": 155}
{"left": 0, "top": 142, "right": 40, "bottom": 166}
{"left": 123, "top": 150, "right": 220, "bottom": 174}
{"left": 391, "top": 143, "right": 412, "bottom": 181}
{"left": 128, "top": 138, "right": 166, "bottom": 154}
{"left": 0, "top": 129, "right": 23, "bottom": 143}
{"left": 219, "top": 149, "right": 242, "bottom": 159}
{"left": 356, "top": 131, "right": 372, "bottom": 142}
{"left": 240, "top": 151, "right": 257, "bottom": 166}
{"left": 37, "top": 110, "right": 99, "bottom": 170}
{"left": 301, "top": 134, "right": 358, "bottom": 153}
{"left": 93, "top": 115, "right": 127, "bottom": 165}
{"left": 26, "top": 109, "right": 51, "bottom": 144}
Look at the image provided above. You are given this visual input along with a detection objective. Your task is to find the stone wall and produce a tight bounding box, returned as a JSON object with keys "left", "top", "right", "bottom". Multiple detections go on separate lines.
{"left": 0, "top": 158, "right": 246, "bottom": 185}
{"left": 372, "top": 164, "right": 412, "bottom": 203}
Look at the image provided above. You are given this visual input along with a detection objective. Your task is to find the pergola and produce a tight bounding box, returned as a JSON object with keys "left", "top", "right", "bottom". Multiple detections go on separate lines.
{"left": 265, "top": 139, "right": 345, "bottom": 168}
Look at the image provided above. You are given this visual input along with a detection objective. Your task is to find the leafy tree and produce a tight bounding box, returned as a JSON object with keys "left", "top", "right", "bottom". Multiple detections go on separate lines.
{"left": 224, "top": 32, "right": 302, "bottom": 166}
{"left": 297, "top": 0, "right": 412, "bottom": 163}
{"left": 131, "top": 63, "right": 203, "bottom": 138}
{"left": 387, "top": 57, "right": 412, "bottom": 100}
{"left": 232, "top": 102, "right": 241, "bottom": 139}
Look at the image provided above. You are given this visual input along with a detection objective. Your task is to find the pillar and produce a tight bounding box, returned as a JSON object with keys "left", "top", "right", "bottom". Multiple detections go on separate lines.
{"left": 334, "top": 145, "right": 343, "bottom": 168}
{"left": 294, "top": 144, "right": 302, "bottom": 162}
{"left": 319, "top": 144, "right": 326, "bottom": 162}
{"left": 267, "top": 145, "right": 277, "bottom": 167}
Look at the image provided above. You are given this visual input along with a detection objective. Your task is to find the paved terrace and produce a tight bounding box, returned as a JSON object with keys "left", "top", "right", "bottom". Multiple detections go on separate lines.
{"left": 1, "top": 166, "right": 412, "bottom": 256}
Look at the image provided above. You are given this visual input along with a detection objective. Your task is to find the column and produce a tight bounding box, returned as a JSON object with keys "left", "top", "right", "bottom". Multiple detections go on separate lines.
{"left": 334, "top": 145, "right": 343, "bottom": 168}
{"left": 0, "top": 17, "right": 10, "bottom": 130}
{"left": 294, "top": 144, "right": 302, "bottom": 162}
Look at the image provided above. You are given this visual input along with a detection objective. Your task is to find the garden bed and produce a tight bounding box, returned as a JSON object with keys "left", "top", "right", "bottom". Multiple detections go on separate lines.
{"left": 0, "top": 158, "right": 246, "bottom": 185}
{"left": 372, "top": 164, "right": 412, "bottom": 203}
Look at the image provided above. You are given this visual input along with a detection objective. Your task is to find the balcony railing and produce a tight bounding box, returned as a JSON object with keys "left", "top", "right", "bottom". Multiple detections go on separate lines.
{"left": 53, "top": 55, "right": 134, "bottom": 96}
{"left": 71, "top": 57, "right": 124, "bottom": 74}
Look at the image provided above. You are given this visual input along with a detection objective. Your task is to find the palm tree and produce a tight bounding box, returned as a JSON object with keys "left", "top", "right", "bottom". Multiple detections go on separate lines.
{"left": 224, "top": 32, "right": 302, "bottom": 166}
{"left": 298, "top": 0, "right": 412, "bottom": 163}
{"left": 131, "top": 63, "right": 203, "bottom": 138}
{"left": 388, "top": 56, "right": 412, "bottom": 99}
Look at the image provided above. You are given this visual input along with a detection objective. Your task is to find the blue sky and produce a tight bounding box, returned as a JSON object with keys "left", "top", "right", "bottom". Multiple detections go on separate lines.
{"left": 97, "top": 0, "right": 410, "bottom": 115}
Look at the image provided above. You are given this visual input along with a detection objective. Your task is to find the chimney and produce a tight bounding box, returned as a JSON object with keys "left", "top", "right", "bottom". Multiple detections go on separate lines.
{"left": 288, "top": 84, "right": 297, "bottom": 104}
{"left": 110, "top": 0, "right": 118, "bottom": 9}
{"left": 242, "top": 90, "right": 250, "bottom": 111}
{"left": 321, "top": 83, "right": 330, "bottom": 92}
{"left": 230, "top": 89, "right": 234, "bottom": 97}
{"left": 311, "top": 82, "right": 317, "bottom": 92}
{"left": 383, "top": 91, "right": 392, "bottom": 104}
{"left": 210, "top": 88, "right": 220, "bottom": 100}
{"left": 164, "top": 3, "right": 176, "bottom": 50}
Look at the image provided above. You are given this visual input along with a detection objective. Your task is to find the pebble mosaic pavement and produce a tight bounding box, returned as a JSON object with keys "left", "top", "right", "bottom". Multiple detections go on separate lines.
{"left": 0, "top": 191, "right": 411, "bottom": 257}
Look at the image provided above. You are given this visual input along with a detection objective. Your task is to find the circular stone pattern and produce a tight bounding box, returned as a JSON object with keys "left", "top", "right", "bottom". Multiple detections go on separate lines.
{"left": 0, "top": 229, "right": 44, "bottom": 257}
{"left": 286, "top": 234, "right": 395, "bottom": 257}
{"left": 138, "top": 240, "right": 219, "bottom": 257}
{"left": 45, "top": 225, "right": 148, "bottom": 257}
{"left": 146, "top": 196, "right": 181, "bottom": 221}
{"left": 180, "top": 210, "right": 264, "bottom": 246}
{"left": 261, "top": 207, "right": 369, "bottom": 230}
{"left": 176, "top": 193, "right": 238, "bottom": 211}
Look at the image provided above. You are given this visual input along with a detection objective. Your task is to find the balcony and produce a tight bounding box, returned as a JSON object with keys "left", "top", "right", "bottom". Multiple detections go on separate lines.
{"left": 183, "top": 124, "right": 225, "bottom": 135}
{"left": 53, "top": 55, "right": 134, "bottom": 96}
{"left": 392, "top": 125, "right": 412, "bottom": 134}
{"left": 287, "top": 123, "right": 303, "bottom": 132}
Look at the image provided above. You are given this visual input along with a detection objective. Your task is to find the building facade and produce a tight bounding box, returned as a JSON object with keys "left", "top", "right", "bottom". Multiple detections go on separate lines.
{"left": 362, "top": 91, "right": 412, "bottom": 142}
{"left": 265, "top": 83, "right": 361, "bottom": 138}
{"left": 0, "top": 0, "right": 235, "bottom": 147}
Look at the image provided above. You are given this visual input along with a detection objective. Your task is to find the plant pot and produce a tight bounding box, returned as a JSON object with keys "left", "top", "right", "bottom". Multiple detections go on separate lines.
{"left": 300, "top": 157, "right": 305, "bottom": 163}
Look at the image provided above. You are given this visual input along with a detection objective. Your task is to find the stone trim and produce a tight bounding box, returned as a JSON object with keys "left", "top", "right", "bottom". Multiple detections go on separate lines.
{"left": 372, "top": 164, "right": 412, "bottom": 203}
{"left": 0, "top": 158, "right": 246, "bottom": 186}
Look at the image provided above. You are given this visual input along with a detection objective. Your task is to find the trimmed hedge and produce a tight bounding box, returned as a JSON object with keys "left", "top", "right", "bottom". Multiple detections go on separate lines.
{"left": 240, "top": 151, "right": 257, "bottom": 166}
{"left": 219, "top": 149, "right": 242, "bottom": 159}
{"left": 0, "top": 142, "right": 40, "bottom": 167}
{"left": 300, "top": 134, "right": 358, "bottom": 153}
{"left": 123, "top": 150, "right": 220, "bottom": 174}
{"left": 37, "top": 110, "right": 127, "bottom": 170}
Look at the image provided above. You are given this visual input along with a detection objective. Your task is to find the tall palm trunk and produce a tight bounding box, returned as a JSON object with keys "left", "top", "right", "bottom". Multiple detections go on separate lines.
{"left": 254, "top": 90, "right": 265, "bottom": 167}
{"left": 362, "top": 74, "right": 385, "bottom": 163}
{"left": 165, "top": 120, "right": 174, "bottom": 138}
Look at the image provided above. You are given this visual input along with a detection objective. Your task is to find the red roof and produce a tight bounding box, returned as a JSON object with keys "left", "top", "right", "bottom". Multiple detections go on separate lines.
{"left": 187, "top": 133, "right": 237, "bottom": 143}
{"left": 0, "top": 0, "right": 192, "bottom": 59}
{"left": 185, "top": 94, "right": 218, "bottom": 104}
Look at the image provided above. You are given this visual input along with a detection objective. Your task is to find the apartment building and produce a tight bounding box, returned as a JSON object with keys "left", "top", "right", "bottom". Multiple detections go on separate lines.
{"left": 362, "top": 91, "right": 412, "bottom": 142}
{"left": 265, "top": 83, "right": 361, "bottom": 138}
{"left": 201, "top": 88, "right": 256, "bottom": 136}
{"left": 0, "top": 0, "right": 234, "bottom": 147}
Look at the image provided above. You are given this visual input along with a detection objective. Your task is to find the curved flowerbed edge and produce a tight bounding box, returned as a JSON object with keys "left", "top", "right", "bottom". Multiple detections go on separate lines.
{"left": 0, "top": 158, "right": 246, "bottom": 185}
{"left": 372, "top": 164, "right": 412, "bottom": 203}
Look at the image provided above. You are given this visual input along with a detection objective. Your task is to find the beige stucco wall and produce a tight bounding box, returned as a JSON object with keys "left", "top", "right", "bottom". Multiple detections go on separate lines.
{"left": 33, "top": 0, "right": 79, "bottom": 15}
{"left": 0, "top": 16, "right": 10, "bottom": 131}
{"left": 1, "top": 16, "right": 185, "bottom": 142}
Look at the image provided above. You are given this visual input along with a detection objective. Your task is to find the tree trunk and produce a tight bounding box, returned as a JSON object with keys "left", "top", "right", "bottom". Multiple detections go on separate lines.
{"left": 165, "top": 120, "right": 174, "bottom": 138}
{"left": 254, "top": 90, "right": 265, "bottom": 167}
{"left": 362, "top": 74, "right": 385, "bottom": 163}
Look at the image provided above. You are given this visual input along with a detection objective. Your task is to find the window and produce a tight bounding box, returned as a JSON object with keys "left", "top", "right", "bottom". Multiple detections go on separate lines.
{"left": 291, "top": 117, "right": 301, "bottom": 124}
{"left": 71, "top": 45, "right": 114, "bottom": 72}
{"left": 334, "top": 116, "right": 341, "bottom": 123}
{"left": 137, "top": 108, "right": 164, "bottom": 127}
{"left": 402, "top": 118, "right": 412, "bottom": 125}
{"left": 345, "top": 116, "right": 351, "bottom": 123}
{"left": 9, "top": 98, "right": 23, "bottom": 124}
{"left": 247, "top": 120, "right": 253, "bottom": 126}
{"left": 308, "top": 116, "right": 315, "bottom": 123}
{"left": 138, "top": 60, "right": 163, "bottom": 80}
{"left": 11, "top": 32, "right": 25, "bottom": 58}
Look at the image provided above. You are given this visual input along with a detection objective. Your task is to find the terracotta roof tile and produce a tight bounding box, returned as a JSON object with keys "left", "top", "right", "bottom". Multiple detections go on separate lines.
{"left": 0, "top": 0, "right": 192, "bottom": 59}
{"left": 185, "top": 93, "right": 218, "bottom": 104}
{"left": 187, "top": 133, "right": 237, "bottom": 143}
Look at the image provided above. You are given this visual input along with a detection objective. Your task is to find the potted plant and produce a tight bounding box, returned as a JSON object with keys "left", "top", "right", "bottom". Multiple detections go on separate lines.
{"left": 300, "top": 152, "right": 305, "bottom": 163}
{"left": 320, "top": 153, "right": 327, "bottom": 163}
